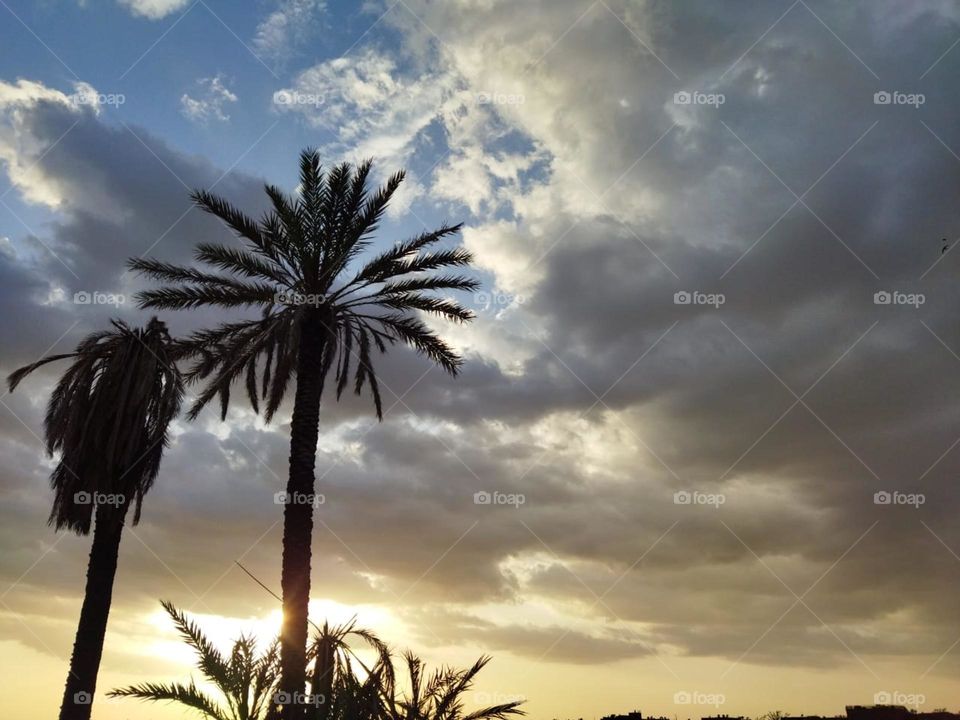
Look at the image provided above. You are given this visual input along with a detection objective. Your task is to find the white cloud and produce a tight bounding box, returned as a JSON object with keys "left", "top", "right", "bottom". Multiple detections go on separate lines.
{"left": 0, "top": 79, "right": 99, "bottom": 208}
{"left": 180, "top": 74, "right": 238, "bottom": 124}
{"left": 116, "top": 0, "right": 191, "bottom": 20}
{"left": 274, "top": 48, "right": 456, "bottom": 166}
{"left": 253, "top": 0, "right": 326, "bottom": 65}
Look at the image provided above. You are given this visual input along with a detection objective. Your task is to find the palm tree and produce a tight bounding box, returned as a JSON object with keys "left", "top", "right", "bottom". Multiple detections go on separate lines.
{"left": 128, "top": 149, "right": 477, "bottom": 714}
{"left": 109, "top": 600, "right": 281, "bottom": 720}
{"left": 307, "top": 618, "right": 393, "bottom": 720}
{"left": 380, "top": 653, "right": 524, "bottom": 720}
{"left": 7, "top": 318, "right": 183, "bottom": 720}
{"left": 111, "top": 603, "right": 523, "bottom": 720}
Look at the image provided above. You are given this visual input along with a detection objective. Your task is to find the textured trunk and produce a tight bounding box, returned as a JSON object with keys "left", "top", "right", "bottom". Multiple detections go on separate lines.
{"left": 279, "top": 311, "right": 326, "bottom": 719}
{"left": 313, "top": 634, "right": 335, "bottom": 720}
{"left": 58, "top": 502, "right": 129, "bottom": 720}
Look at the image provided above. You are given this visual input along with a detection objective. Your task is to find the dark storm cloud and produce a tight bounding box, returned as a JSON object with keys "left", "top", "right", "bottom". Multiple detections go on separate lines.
{"left": 4, "top": 0, "right": 960, "bottom": 678}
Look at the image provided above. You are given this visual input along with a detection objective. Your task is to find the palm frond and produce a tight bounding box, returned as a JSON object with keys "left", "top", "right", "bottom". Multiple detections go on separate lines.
{"left": 379, "top": 294, "right": 475, "bottom": 322}
{"left": 7, "top": 352, "right": 77, "bottom": 392}
{"left": 362, "top": 313, "right": 463, "bottom": 375}
{"left": 136, "top": 283, "right": 278, "bottom": 310}
{"left": 192, "top": 189, "right": 288, "bottom": 268}
{"left": 194, "top": 243, "right": 292, "bottom": 285}
{"left": 108, "top": 680, "right": 228, "bottom": 720}
{"left": 161, "top": 599, "right": 232, "bottom": 691}
{"left": 336, "top": 224, "right": 464, "bottom": 297}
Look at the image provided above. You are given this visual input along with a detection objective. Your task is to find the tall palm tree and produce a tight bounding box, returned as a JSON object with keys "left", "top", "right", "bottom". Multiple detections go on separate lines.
{"left": 7, "top": 318, "right": 184, "bottom": 720}
{"left": 128, "top": 149, "right": 477, "bottom": 715}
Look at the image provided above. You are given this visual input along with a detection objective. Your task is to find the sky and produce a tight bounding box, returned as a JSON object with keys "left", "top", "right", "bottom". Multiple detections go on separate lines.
{"left": 1, "top": 0, "right": 960, "bottom": 718}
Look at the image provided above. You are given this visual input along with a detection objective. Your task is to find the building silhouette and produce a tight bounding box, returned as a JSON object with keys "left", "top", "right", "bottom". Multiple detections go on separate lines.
{"left": 600, "top": 706, "right": 960, "bottom": 720}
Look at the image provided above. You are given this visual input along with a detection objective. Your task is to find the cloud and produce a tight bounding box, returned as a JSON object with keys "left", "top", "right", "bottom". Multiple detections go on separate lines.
{"left": 253, "top": 0, "right": 327, "bottom": 66}
{"left": 116, "top": 0, "right": 191, "bottom": 20}
{"left": 4, "top": 0, "right": 960, "bottom": 689}
{"left": 0, "top": 79, "right": 101, "bottom": 208}
{"left": 180, "top": 74, "right": 238, "bottom": 124}
{"left": 273, "top": 48, "right": 457, "bottom": 167}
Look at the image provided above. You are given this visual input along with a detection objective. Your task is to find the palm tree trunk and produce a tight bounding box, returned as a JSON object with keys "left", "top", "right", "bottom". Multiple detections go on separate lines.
{"left": 58, "top": 502, "right": 129, "bottom": 720}
{"left": 313, "top": 633, "right": 335, "bottom": 720}
{"left": 279, "top": 313, "right": 327, "bottom": 719}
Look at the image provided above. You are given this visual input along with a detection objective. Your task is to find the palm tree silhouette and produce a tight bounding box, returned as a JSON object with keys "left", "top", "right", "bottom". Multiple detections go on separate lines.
{"left": 381, "top": 653, "right": 524, "bottom": 720}
{"left": 7, "top": 318, "right": 183, "bottom": 720}
{"left": 128, "top": 149, "right": 477, "bottom": 715}
{"left": 110, "top": 600, "right": 281, "bottom": 720}
{"left": 111, "top": 603, "right": 523, "bottom": 720}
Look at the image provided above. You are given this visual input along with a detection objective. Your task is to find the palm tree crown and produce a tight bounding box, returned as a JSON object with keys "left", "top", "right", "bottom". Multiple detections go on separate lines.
{"left": 129, "top": 149, "right": 478, "bottom": 421}
{"left": 109, "top": 600, "right": 280, "bottom": 720}
{"left": 8, "top": 317, "right": 183, "bottom": 533}
{"left": 382, "top": 653, "right": 524, "bottom": 720}
{"left": 110, "top": 604, "right": 524, "bottom": 720}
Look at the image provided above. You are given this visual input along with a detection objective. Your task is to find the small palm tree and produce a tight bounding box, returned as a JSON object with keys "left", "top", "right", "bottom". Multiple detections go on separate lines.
{"left": 109, "top": 600, "right": 280, "bottom": 720}
{"left": 7, "top": 318, "right": 183, "bottom": 720}
{"left": 308, "top": 618, "right": 393, "bottom": 720}
{"left": 128, "top": 149, "right": 477, "bottom": 712}
{"left": 380, "top": 653, "right": 525, "bottom": 720}
{"left": 111, "top": 604, "right": 523, "bottom": 720}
